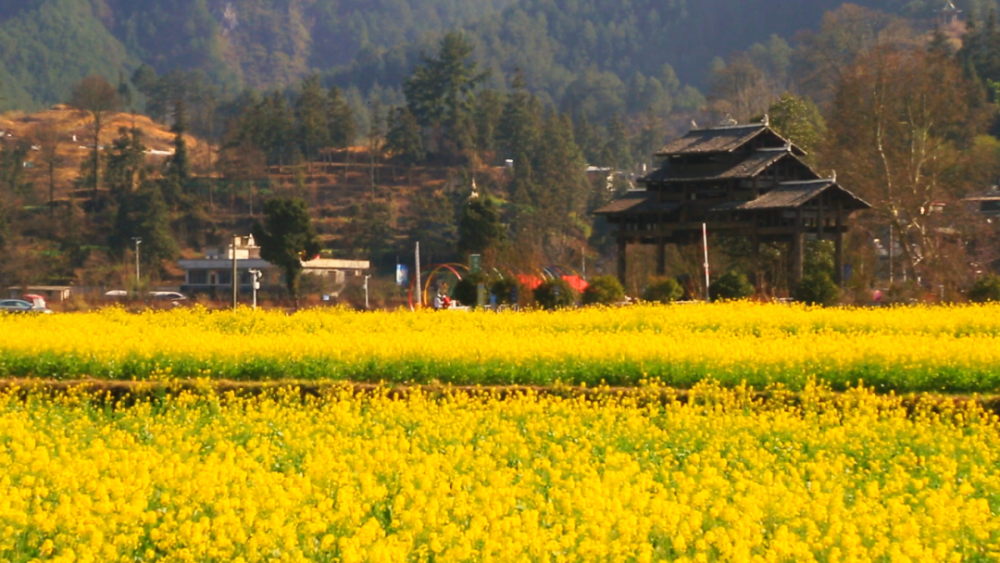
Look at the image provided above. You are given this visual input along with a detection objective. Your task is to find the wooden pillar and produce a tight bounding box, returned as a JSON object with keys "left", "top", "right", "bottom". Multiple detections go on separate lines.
{"left": 656, "top": 237, "right": 666, "bottom": 276}
{"left": 817, "top": 194, "right": 826, "bottom": 240}
{"left": 617, "top": 237, "right": 627, "bottom": 285}
{"left": 834, "top": 205, "right": 845, "bottom": 286}
{"left": 751, "top": 226, "right": 760, "bottom": 289}
{"left": 789, "top": 207, "right": 804, "bottom": 290}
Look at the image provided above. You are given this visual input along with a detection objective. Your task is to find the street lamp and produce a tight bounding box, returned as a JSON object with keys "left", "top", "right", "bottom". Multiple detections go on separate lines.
{"left": 131, "top": 237, "right": 142, "bottom": 288}
{"left": 249, "top": 269, "right": 263, "bottom": 310}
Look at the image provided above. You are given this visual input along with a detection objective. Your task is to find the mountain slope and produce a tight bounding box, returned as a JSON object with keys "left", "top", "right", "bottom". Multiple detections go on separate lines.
{"left": 0, "top": 0, "right": 136, "bottom": 110}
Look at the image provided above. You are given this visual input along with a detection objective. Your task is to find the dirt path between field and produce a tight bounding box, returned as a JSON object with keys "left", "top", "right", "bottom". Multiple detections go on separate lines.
{"left": 1, "top": 378, "right": 999, "bottom": 414}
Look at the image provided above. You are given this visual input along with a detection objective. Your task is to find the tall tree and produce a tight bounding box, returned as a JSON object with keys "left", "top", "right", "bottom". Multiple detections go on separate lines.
{"left": 385, "top": 107, "right": 425, "bottom": 165}
{"left": 328, "top": 86, "right": 357, "bottom": 150}
{"left": 407, "top": 186, "right": 456, "bottom": 264}
{"left": 69, "top": 75, "right": 120, "bottom": 202}
{"left": 296, "top": 74, "right": 331, "bottom": 165}
{"left": 110, "top": 182, "right": 178, "bottom": 276}
{"left": 403, "top": 31, "right": 488, "bottom": 160}
{"left": 31, "top": 121, "right": 63, "bottom": 216}
{"left": 826, "top": 46, "right": 981, "bottom": 287}
{"left": 458, "top": 195, "right": 505, "bottom": 257}
{"left": 497, "top": 70, "right": 540, "bottom": 161}
{"left": 767, "top": 93, "right": 826, "bottom": 157}
{"left": 252, "top": 197, "right": 322, "bottom": 306}
{"left": 169, "top": 99, "right": 192, "bottom": 184}
{"left": 105, "top": 127, "right": 146, "bottom": 202}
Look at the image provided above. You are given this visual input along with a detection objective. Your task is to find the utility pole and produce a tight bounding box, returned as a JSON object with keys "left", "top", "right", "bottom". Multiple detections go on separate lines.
{"left": 131, "top": 237, "right": 142, "bottom": 289}
{"left": 232, "top": 234, "right": 239, "bottom": 310}
{"left": 414, "top": 242, "right": 422, "bottom": 309}
{"left": 702, "top": 223, "right": 711, "bottom": 302}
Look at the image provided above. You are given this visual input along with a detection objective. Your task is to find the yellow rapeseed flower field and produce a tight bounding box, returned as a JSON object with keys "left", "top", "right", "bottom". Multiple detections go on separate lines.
{"left": 2, "top": 303, "right": 1000, "bottom": 392}
{"left": 0, "top": 383, "right": 998, "bottom": 562}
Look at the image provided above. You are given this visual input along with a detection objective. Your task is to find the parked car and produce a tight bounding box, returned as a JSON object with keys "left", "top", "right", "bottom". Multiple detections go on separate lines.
{"left": 0, "top": 298, "right": 51, "bottom": 314}
{"left": 149, "top": 291, "right": 188, "bottom": 306}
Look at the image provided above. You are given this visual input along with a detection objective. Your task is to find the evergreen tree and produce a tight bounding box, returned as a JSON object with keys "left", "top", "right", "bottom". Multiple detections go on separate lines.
{"left": 262, "top": 91, "right": 298, "bottom": 168}
{"left": 105, "top": 126, "right": 146, "bottom": 202}
{"left": 403, "top": 31, "right": 488, "bottom": 160}
{"left": 497, "top": 70, "right": 541, "bottom": 160}
{"left": 407, "top": 186, "right": 457, "bottom": 264}
{"left": 928, "top": 25, "right": 955, "bottom": 59}
{"left": 385, "top": 106, "right": 425, "bottom": 164}
{"left": 473, "top": 89, "right": 504, "bottom": 155}
{"left": 767, "top": 93, "right": 826, "bottom": 156}
{"left": 340, "top": 200, "right": 395, "bottom": 268}
{"left": 328, "top": 86, "right": 357, "bottom": 149}
{"left": 296, "top": 74, "right": 331, "bottom": 163}
{"left": 457, "top": 195, "right": 505, "bottom": 257}
{"left": 169, "top": 99, "right": 191, "bottom": 184}
{"left": 252, "top": 197, "right": 322, "bottom": 305}
{"left": 531, "top": 113, "right": 589, "bottom": 231}
{"left": 606, "top": 114, "right": 633, "bottom": 171}
{"left": 110, "top": 182, "right": 178, "bottom": 276}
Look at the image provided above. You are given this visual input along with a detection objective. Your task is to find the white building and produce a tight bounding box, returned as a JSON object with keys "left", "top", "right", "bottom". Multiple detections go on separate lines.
{"left": 178, "top": 235, "right": 369, "bottom": 294}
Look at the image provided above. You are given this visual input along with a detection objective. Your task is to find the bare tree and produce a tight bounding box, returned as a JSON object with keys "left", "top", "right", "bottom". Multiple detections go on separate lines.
{"left": 792, "top": 4, "right": 919, "bottom": 105}
{"left": 825, "top": 46, "right": 982, "bottom": 287}
{"left": 69, "top": 75, "right": 120, "bottom": 201}
{"left": 31, "top": 121, "right": 64, "bottom": 217}
{"left": 708, "top": 54, "right": 773, "bottom": 124}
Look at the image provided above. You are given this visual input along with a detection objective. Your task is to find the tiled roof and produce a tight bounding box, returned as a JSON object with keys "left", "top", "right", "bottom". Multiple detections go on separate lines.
{"left": 643, "top": 150, "right": 790, "bottom": 184}
{"left": 710, "top": 180, "right": 871, "bottom": 211}
{"left": 656, "top": 125, "right": 766, "bottom": 155}
{"left": 593, "top": 192, "right": 680, "bottom": 215}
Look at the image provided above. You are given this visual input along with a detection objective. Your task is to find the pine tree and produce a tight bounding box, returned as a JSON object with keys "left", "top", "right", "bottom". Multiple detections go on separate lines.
{"left": 607, "top": 114, "right": 633, "bottom": 171}
{"left": 296, "top": 74, "right": 331, "bottom": 164}
{"left": 497, "top": 70, "right": 540, "bottom": 160}
{"left": 929, "top": 25, "right": 955, "bottom": 59}
{"left": 403, "top": 31, "right": 488, "bottom": 160}
{"left": 385, "top": 106, "right": 425, "bottom": 164}
{"left": 473, "top": 89, "right": 503, "bottom": 156}
{"left": 407, "top": 186, "right": 456, "bottom": 264}
{"left": 169, "top": 99, "right": 191, "bottom": 184}
{"left": 263, "top": 91, "right": 298, "bottom": 168}
{"left": 110, "top": 182, "right": 178, "bottom": 276}
{"left": 328, "top": 86, "right": 357, "bottom": 150}
{"left": 105, "top": 126, "right": 146, "bottom": 202}
{"left": 458, "top": 195, "right": 505, "bottom": 257}
{"left": 252, "top": 197, "right": 322, "bottom": 306}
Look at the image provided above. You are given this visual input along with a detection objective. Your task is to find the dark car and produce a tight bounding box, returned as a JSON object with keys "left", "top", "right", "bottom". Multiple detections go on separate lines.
{"left": 0, "top": 299, "right": 51, "bottom": 314}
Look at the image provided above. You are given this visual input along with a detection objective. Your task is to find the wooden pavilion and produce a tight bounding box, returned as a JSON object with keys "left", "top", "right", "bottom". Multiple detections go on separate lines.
{"left": 594, "top": 123, "right": 870, "bottom": 289}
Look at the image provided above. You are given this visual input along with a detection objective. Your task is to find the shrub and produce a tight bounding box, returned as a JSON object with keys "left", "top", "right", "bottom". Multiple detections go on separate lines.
{"left": 533, "top": 278, "right": 577, "bottom": 310}
{"left": 711, "top": 271, "right": 755, "bottom": 301}
{"left": 582, "top": 276, "right": 625, "bottom": 306}
{"left": 969, "top": 274, "right": 1000, "bottom": 303}
{"left": 794, "top": 271, "right": 841, "bottom": 306}
{"left": 643, "top": 278, "right": 684, "bottom": 304}
{"left": 452, "top": 272, "right": 489, "bottom": 307}
{"left": 490, "top": 278, "right": 523, "bottom": 305}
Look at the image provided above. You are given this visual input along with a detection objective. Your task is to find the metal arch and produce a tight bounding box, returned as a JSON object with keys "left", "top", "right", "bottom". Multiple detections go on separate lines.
{"left": 408, "top": 263, "right": 469, "bottom": 309}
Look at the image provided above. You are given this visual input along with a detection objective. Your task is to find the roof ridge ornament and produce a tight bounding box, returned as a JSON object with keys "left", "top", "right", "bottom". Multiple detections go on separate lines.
{"left": 761, "top": 113, "right": 769, "bottom": 126}
{"left": 722, "top": 114, "right": 738, "bottom": 127}
{"left": 691, "top": 120, "right": 698, "bottom": 129}
{"left": 832, "top": 169, "right": 837, "bottom": 182}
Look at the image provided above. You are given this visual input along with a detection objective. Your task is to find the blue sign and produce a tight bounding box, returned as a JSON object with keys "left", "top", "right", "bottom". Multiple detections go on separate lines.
{"left": 396, "top": 264, "right": 409, "bottom": 286}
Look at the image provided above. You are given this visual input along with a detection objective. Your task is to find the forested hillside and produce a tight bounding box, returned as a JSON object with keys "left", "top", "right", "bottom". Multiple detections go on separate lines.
{"left": 0, "top": 0, "right": 996, "bottom": 112}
